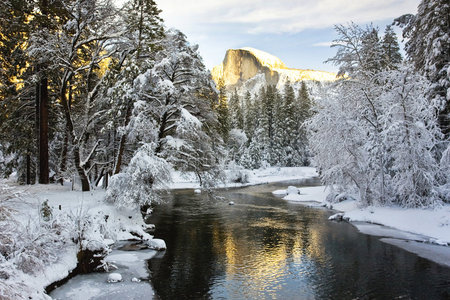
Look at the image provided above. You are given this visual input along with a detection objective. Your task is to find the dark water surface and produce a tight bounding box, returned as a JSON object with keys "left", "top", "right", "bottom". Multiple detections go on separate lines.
{"left": 148, "top": 179, "right": 450, "bottom": 300}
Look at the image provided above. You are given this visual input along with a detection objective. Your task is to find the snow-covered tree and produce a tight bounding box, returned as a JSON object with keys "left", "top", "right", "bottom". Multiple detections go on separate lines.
{"left": 312, "top": 21, "right": 443, "bottom": 206}
{"left": 229, "top": 90, "right": 244, "bottom": 130}
{"left": 28, "top": 0, "right": 122, "bottom": 191}
{"left": 381, "top": 25, "right": 402, "bottom": 69}
{"left": 396, "top": 0, "right": 450, "bottom": 137}
{"left": 326, "top": 23, "right": 365, "bottom": 77}
{"left": 360, "top": 27, "right": 384, "bottom": 74}
{"left": 106, "top": 143, "right": 171, "bottom": 209}
{"left": 243, "top": 91, "right": 257, "bottom": 140}
{"left": 165, "top": 108, "right": 224, "bottom": 188}
{"left": 215, "top": 77, "right": 230, "bottom": 143}
{"left": 377, "top": 67, "right": 440, "bottom": 206}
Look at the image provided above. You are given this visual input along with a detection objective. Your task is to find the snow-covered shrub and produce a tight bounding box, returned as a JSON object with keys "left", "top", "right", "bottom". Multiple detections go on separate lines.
{"left": 40, "top": 200, "right": 52, "bottom": 221}
{"left": 228, "top": 129, "right": 248, "bottom": 163}
{"left": 106, "top": 144, "right": 172, "bottom": 210}
{"left": 227, "top": 162, "right": 249, "bottom": 184}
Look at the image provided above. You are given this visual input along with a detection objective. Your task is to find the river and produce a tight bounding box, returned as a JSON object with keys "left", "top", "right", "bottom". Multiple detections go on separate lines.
{"left": 51, "top": 178, "right": 450, "bottom": 299}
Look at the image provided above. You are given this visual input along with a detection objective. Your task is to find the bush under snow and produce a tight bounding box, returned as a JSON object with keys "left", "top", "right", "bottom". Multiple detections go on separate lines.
{"left": 106, "top": 144, "right": 172, "bottom": 210}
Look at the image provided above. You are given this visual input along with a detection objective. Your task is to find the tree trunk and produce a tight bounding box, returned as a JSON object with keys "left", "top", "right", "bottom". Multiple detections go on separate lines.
{"left": 26, "top": 152, "right": 31, "bottom": 185}
{"left": 35, "top": 80, "right": 40, "bottom": 183}
{"left": 155, "top": 111, "right": 168, "bottom": 154}
{"left": 60, "top": 72, "right": 90, "bottom": 191}
{"left": 114, "top": 101, "right": 133, "bottom": 174}
{"left": 39, "top": 75, "right": 49, "bottom": 184}
{"left": 58, "top": 127, "right": 69, "bottom": 185}
{"left": 73, "top": 144, "right": 90, "bottom": 191}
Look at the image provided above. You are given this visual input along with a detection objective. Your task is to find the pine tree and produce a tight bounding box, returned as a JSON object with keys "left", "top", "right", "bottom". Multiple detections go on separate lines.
{"left": 360, "top": 27, "right": 383, "bottom": 74}
{"left": 123, "top": 0, "right": 164, "bottom": 59}
{"left": 381, "top": 25, "right": 402, "bottom": 69}
{"left": 229, "top": 91, "right": 243, "bottom": 129}
{"left": 282, "top": 83, "right": 301, "bottom": 166}
{"left": 396, "top": 0, "right": 450, "bottom": 137}
{"left": 243, "top": 91, "right": 256, "bottom": 139}
{"left": 216, "top": 77, "right": 230, "bottom": 143}
{"left": 111, "top": 0, "right": 165, "bottom": 175}
{"left": 0, "top": 0, "right": 36, "bottom": 183}
{"left": 298, "top": 81, "right": 312, "bottom": 124}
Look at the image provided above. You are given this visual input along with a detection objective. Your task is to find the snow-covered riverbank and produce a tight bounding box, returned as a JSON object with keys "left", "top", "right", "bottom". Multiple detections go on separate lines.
{"left": 273, "top": 185, "right": 450, "bottom": 267}
{"left": 170, "top": 166, "right": 318, "bottom": 189}
{"left": 0, "top": 181, "right": 160, "bottom": 299}
{"left": 0, "top": 166, "right": 318, "bottom": 299}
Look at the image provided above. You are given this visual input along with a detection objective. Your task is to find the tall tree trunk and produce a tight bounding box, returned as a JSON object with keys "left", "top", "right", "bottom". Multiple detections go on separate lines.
{"left": 35, "top": 80, "right": 40, "bottom": 183}
{"left": 39, "top": 75, "right": 49, "bottom": 184}
{"left": 60, "top": 71, "right": 90, "bottom": 191}
{"left": 155, "top": 111, "right": 168, "bottom": 154}
{"left": 26, "top": 151, "right": 31, "bottom": 185}
{"left": 58, "top": 126, "right": 69, "bottom": 185}
{"left": 113, "top": 100, "right": 133, "bottom": 174}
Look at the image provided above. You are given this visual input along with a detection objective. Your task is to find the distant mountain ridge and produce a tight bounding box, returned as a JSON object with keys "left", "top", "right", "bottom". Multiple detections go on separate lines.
{"left": 211, "top": 47, "right": 338, "bottom": 91}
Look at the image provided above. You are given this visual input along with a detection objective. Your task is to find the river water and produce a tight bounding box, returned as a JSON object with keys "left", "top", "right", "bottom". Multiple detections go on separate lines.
{"left": 50, "top": 178, "right": 450, "bottom": 299}
{"left": 148, "top": 179, "right": 450, "bottom": 300}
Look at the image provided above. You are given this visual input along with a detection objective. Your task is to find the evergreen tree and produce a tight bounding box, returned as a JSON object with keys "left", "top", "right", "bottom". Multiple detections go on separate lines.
{"left": 0, "top": 0, "right": 36, "bottom": 183}
{"left": 360, "top": 27, "right": 383, "bottom": 74}
{"left": 229, "top": 91, "right": 243, "bottom": 129}
{"left": 109, "top": 0, "right": 165, "bottom": 175}
{"left": 298, "top": 81, "right": 313, "bottom": 124}
{"left": 243, "top": 91, "right": 256, "bottom": 139}
{"left": 216, "top": 77, "right": 230, "bottom": 143}
{"left": 381, "top": 25, "right": 402, "bottom": 69}
{"left": 271, "top": 85, "right": 286, "bottom": 165}
{"left": 282, "top": 83, "right": 302, "bottom": 166}
{"left": 396, "top": 0, "right": 450, "bottom": 138}
{"left": 123, "top": 0, "right": 164, "bottom": 59}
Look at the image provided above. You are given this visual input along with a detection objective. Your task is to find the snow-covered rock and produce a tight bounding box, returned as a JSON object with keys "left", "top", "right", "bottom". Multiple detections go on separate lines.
{"left": 272, "top": 189, "right": 288, "bottom": 196}
{"left": 142, "top": 223, "right": 155, "bottom": 231}
{"left": 329, "top": 213, "right": 346, "bottom": 221}
{"left": 194, "top": 189, "right": 201, "bottom": 194}
{"left": 228, "top": 201, "right": 235, "bottom": 205}
{"left": 107, "top": 273, "right": 122, "bottom": 283}
{"left": 131, "top": 277, "right": 141, "bottom": 282}
{"left": 145, "top": 238, "right": 166, "bottom": 251}
{"left": 287, "top": 186, "right": 300, "bottom": 195}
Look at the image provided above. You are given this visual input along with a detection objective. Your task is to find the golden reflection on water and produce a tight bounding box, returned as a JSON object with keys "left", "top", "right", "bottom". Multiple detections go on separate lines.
{"left": 210, "top": 212, "right": 330, "bottom": 298}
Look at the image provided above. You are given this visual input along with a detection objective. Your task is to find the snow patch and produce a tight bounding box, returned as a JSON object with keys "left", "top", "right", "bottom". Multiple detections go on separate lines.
{"left": 107, "top": 273, "right": 122, "bottom": 283}
{"left": 145, "top": 238, "right": 166, "bottom": 251}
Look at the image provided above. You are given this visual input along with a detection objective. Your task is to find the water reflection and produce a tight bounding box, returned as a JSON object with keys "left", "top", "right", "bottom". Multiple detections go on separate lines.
{"left": 148, "top": 180, "right": 450, "bottom": 300}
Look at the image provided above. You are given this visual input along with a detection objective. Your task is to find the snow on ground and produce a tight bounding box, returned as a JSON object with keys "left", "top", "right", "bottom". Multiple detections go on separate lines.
{"left": 50, "top": 248, "right": 161, "bottom": 299}
{"left": 273, "top": 184, "right": 450, "bottom": 267}
{"left": 1, "top": 166, "right": 316, "bottom": 299}
{"left": 274, "top": 185, "right": 330, "bottom": 202}
{"left": 0, "top": 179, "right": 158, "bottom": 299}
{"left": 170, "top": 166, "right": 318, "bottom": 189}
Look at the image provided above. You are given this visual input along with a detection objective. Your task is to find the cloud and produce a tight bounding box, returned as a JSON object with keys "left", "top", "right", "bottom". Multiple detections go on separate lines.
{"left": 155, "top": 0, "right": 420, "bottom": 34}
{"left": 312, "top": 42, "right": 334, "bottom": 47}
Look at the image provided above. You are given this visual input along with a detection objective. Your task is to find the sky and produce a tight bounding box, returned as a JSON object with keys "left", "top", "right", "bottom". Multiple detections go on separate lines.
{"left": 151, "top": 0, "right": 421, "bottom": 72}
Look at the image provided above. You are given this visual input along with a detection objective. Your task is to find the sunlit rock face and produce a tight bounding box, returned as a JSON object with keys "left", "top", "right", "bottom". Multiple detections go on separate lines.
{"left": 211, "top": 47, "right": 337, "bottom": 92}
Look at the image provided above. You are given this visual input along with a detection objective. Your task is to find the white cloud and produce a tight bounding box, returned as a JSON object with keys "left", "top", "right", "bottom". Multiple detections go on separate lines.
{"left": 312, "top": 42, "right": 334, "bottom": 47}
{"left": 155, "top": 0, "right": 420, "bottom": 34}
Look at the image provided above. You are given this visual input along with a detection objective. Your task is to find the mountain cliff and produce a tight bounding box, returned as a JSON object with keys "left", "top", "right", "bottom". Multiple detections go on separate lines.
{"left": 211, "top": 47, "right": 337, "bottom": 91}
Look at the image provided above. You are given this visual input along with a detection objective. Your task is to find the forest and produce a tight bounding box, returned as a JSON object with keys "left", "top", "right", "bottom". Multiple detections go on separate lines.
{"left": 0, "top": 0, "right": 449, "bottom": 207}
